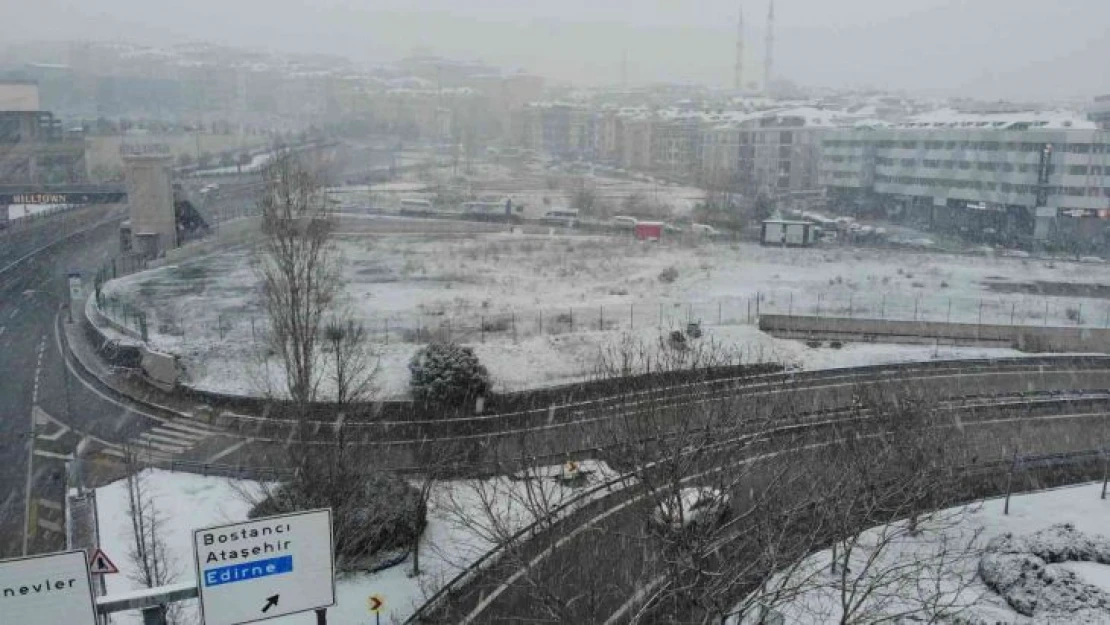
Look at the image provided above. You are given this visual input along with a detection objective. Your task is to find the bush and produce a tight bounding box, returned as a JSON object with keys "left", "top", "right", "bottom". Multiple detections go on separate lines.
{"left": 658, "top": 266, "right": 679, "bottom": 284}
{"left": 409, "top": 342, "right": 491, "bottom": 407}
{"left": 249, "top": 471, "right": 425, "bottom": 569}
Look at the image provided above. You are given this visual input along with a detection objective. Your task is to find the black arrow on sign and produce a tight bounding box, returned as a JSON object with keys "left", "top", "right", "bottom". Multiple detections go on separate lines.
{"left": 262, "top": 595, "right": 279, "bottom": 613}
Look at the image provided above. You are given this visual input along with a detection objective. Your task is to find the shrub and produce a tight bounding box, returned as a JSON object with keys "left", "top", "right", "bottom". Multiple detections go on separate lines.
{"left": 805, "top": 340, "right": 822, "bottom": 348}
{"left": 829, "top": 340, "right": 843, "bottom": 349}
{"left": 409, "top": 342, "right": 491, "bottom": 407}
{"left": 658, "top": 266, "right": 679, "bottom": 284}
{"left": 249, "top": 471, "right": 425, "bottom": 569}
{"left": 1065, "top": 307, "right": 1082, "bottom": 323}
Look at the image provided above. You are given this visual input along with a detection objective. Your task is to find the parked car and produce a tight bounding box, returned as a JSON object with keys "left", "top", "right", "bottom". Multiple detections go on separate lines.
{"left": 611, "top": 215, "right": 638, "bottom": 229}
{"left": 650, "top": 487, "right": 730, "bottom": 532}
{"left": 691, "top": 223, "right": 722, "bottom": 237}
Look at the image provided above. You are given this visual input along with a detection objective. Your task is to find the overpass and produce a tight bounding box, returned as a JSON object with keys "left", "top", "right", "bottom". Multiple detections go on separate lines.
{"left": 0, "top": 184, "right": 126, "bottom": 206}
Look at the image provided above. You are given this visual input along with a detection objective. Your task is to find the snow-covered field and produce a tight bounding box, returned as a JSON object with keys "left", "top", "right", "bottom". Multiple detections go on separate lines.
{"left": 95, "top": 461, "right": 619, "bottom": 625}
{"left": 330, "top": 159, "right": 707, "bottom": 217}
{"left": 97, "top": 231, "right": 1110, "bottom": 398}
{"left": 734, "top": 483, "right": 1110, "bottom": 624}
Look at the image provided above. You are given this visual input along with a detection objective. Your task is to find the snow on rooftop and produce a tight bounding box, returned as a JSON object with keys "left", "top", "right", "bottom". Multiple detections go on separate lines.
{"left": 899, "top": 108, "right": 1096, "bottom": 130}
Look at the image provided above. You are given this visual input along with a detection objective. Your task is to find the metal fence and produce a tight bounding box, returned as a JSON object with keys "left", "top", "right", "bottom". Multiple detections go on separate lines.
{"left": 91, "top": 287, "right": 1110, "bottom": 353}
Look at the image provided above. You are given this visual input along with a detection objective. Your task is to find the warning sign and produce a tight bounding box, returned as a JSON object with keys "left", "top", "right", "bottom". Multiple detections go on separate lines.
{"left": 87, "top": 549, "right": 118, "bottom": 575}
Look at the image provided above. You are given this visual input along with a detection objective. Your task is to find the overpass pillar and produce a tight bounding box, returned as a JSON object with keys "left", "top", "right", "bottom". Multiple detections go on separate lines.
{"left": 122, "top": 143, "right": 176, "bottom": 258}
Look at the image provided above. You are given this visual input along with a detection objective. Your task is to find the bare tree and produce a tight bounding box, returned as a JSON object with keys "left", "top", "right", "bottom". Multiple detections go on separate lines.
{"left": 256, "top": 150, "right": 337, "bottom": 410}
{"left": 787, "top": 387, "right": 984, "bottom": 625}
{"left": 123, "top": 450, "right": 184, "bottom": 624}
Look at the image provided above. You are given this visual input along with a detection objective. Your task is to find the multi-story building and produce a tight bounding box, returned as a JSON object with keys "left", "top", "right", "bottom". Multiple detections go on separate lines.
{"left": 699, "top": 107, "right": 833, "bottom": 199}
{"left": 0, "top": 81, "right": 86, "bottom": 185}
{"left": 651, "top": 113, "right": 703, "bottom": 180}
{"left": 1090, "top": 96, "right": 1110, "bottom": 130}
{"left": 619, "top": 114, "right": 655, "bottom": 171}
{"left": 821, "top": 111, "right": 1110, "bottom": 246}
{"left": 513, "top": 103, "right": 596, "bottom": 160}
{"left": 0, "top": 79, "right": 40, "bottom": 111}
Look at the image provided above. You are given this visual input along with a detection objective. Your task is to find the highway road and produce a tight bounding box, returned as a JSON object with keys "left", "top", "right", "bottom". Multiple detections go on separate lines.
{"left": 409, "top": 376, "right": 1110, "bottom": 624}
{"left": 0, "top": 179, "right": 265, "bottom": 559}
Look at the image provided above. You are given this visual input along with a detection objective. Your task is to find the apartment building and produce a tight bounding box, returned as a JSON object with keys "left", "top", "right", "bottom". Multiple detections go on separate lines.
{"left": 821, "top": 111, "right": 1110, "bottom": 246}
{"left": 700, "top": 107, "right": 832, "bottom": 198}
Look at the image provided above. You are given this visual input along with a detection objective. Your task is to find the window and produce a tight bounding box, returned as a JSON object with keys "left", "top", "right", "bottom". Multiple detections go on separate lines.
{"left": 1069, "top": 165, "right": 1088, "bottom": 176}
{"left": 900, "top": 158, "right": 915, "bottom": 167}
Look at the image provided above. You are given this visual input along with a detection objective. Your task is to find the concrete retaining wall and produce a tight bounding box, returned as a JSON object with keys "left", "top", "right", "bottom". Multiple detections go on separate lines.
{"left": 759, "top": 314, "right": 1110, "bottom": 353}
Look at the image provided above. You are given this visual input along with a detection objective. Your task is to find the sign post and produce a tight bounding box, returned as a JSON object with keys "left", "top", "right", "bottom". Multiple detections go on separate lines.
{"left": 192, "top": 509, "right": 335, "bottom": 625}
{"left": 0, "top": 550, "right": 97, "bottom": 625}
{"left": 368, "top": 594, "right": 385, "bottom": 625}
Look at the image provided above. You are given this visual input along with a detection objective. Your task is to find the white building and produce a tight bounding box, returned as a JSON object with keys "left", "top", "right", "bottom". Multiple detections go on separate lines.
{"left": 821, "top": 110, "right": 1110, "bottom": 247}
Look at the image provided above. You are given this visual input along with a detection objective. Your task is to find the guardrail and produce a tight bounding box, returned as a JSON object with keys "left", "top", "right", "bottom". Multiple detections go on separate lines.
{"left": 404, "top": 444, "right": 1110, "bottom": 623}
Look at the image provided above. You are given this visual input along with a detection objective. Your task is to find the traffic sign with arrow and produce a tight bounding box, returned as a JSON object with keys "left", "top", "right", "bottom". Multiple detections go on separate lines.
{"left": 88, "top": 548, "right": 119, "bottom": 575}
{"left": 367, "top": 594, "right": 384, "bottom": 614}
{"left": 262, "top": 595, "right": 279, "bottom": 613}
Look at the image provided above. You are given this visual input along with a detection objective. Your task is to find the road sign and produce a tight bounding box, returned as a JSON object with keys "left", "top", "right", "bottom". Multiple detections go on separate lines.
{"left": 0, "top": 550, "right": 97, "bottom": 625}
{"left": 67, "top": 272, "right": 82, "bottom": 302}
{"left": 193, "top": 509, "right": 335, "bottom": 625}
{"left": 87, "top": 549, "right": 118, "bottom": 575}
{"left": 368, "top": 594, "right": 384, "bottom": 614}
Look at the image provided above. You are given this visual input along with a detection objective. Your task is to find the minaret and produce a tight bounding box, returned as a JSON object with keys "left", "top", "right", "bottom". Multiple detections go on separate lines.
{"left": 764, "top": 0, "right": 775, "bottom": 93}
{"left": 733, "top": 5, "right": 745, "bottom": 91}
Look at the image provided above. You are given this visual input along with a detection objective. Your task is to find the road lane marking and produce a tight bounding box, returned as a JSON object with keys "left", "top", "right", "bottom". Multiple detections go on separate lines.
{"left": 8, "top": 307, "right": 19, "bottom": 318}
{"left": 33, "top": 448, "right": 74, "bottom": 461}
{"left": 205, "top": 439, "right": 251, "bottom": 464}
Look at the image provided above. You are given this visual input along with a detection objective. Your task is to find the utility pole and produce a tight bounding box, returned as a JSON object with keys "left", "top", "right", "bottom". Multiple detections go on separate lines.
{"left": 734, "top": 4, "right": 745, "bottom": 91}
{"left": 764, "top": 0, "right": 775, "bottom": 94}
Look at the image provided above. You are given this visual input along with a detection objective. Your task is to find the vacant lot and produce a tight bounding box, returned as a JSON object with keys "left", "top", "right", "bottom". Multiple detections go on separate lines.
{"left": 101, "top": 231, "right": 1107, "bottom": 398}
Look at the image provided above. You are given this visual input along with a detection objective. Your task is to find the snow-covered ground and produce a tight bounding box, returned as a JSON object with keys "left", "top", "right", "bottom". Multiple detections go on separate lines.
{"left": 95, "top": 462, "right": 619, "bottom": 625}
{"left": 329, "top": 159, "right": 706, "bottom": 217}
{"left": 97, "top": 231, "right": 1105, "bottom": 398}
{"left": 733, "top": 483, "right": 1110, "bottom": 624}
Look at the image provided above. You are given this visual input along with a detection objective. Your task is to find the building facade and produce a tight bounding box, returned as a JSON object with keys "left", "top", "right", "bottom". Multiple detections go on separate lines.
{"left": 0, "top": 109, "right": 86, "bottom": 184}
{"left": 821, "top": 113, "right": 1110, "bottom": 246}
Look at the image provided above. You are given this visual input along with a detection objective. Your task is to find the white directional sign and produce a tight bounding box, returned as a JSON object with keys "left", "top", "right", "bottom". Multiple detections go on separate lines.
{"left": 0, "top": 550, "right": 97, "bottom": 625}
{"left": 193, "top": 509, "right": 335, "bottom": 625}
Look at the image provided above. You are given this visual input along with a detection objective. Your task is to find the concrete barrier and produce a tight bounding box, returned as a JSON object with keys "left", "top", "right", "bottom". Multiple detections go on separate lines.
{"left": 141, "top": 346, "right": 180, "bottom": 391}
{"left": 759, "top": 314, "right": 1110, "bottom": 353}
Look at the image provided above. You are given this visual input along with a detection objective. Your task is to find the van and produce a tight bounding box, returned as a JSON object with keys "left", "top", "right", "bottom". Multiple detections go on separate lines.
{"left": 542, "top": 208, "right": 580, "bottom": 227}
{"left": 611, "top": 215, "right": 638, "bottom": 229}
{"left": 691, "top": 223, "right": 721, "bottom": 237}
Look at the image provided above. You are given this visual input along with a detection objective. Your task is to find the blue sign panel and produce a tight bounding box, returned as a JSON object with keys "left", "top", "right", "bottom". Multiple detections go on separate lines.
{"left": 203, "top": 555, "right": 293, "bottom": 588}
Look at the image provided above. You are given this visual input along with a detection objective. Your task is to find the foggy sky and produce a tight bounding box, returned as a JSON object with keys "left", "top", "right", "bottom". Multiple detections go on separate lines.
{"left": 9, "top": 0, "right": 1110, "bottom": 100}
